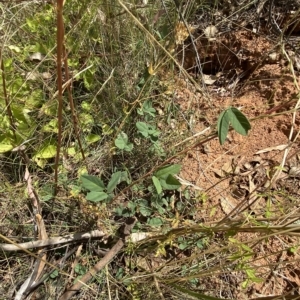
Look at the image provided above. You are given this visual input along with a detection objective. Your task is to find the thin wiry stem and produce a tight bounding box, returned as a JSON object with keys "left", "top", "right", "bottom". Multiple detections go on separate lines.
{"left": 54, "top": 0, "right": 65, "bottom": 193}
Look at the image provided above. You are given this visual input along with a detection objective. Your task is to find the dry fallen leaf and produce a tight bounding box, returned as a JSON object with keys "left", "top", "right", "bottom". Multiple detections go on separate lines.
{"left": 220, "top": 197, "right": 236, "bottom": 214}
{"left": 175, "top": 21, "right": 197, "bottom": 45}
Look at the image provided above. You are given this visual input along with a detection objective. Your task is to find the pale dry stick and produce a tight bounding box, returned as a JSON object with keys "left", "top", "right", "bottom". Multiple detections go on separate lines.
{"left": 154, "top": 275, "right": 165, "bottom": 300}
{"left": 23, "top": 246, "right": 78, "bottom": 298}
{"left": 59, "top": 219, "right": 136, "bottom": 300}
{"left": 0, "top": 230, "right": 105, "bottom": 252}
{"left": 18, "top": 169, "right": 49, "bottom": 298}
{"left": 117, "top": 0, "right": 204, "bottom": 94}
{"left": 173, "top": 126, "right": 211, "bottom": 148}
{"left": 15, "top": 251, "right": 47, "bottom": 300}
{"left": 0, "top": 233, "right": 92, "bottom": 291}
{"left": 271, "top": 46, "right": 300, "bottom": 186}
{"left": 68, "top": 244, "right": 83, "bottom": 286}
{"left": 106, "top": 265, "right": 112, "bottom": 300}
{"left": 174, "top": 175, "right": 203, "bottom": 191}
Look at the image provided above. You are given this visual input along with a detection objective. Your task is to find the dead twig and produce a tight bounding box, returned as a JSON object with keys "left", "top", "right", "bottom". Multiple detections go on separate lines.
{"left": 0, "top": 230, "right": 105, "bottom": 252}
{"left": 24, "top": 246, "right": 79, "bottom": 298}
{"left": 59, "top": 218, "right": 136, "bottom": 300}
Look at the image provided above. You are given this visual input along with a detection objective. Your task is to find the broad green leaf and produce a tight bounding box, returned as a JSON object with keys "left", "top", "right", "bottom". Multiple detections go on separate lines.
{"left": 75, "top": 264, "right": 87, "bottom": 275}
{"left": 12, "top": 107, "right": 28, "bottom": 124}
{"left": 102, "top": 124, "right": 113, "bottom": 135}
{"left": 155, "top": 164, "right": 181, "bottom": 179}
{"left": 86, "top": 191, "right": 108, "bottom": 202}
{"left": 79, "top": 113, "right": 94, "bottom": 128}
{"left": 26, "top": 89, "right": 44, "bottom": 108}
{"left": 83, "top": 69, "right": 94, "bottom": 90}
{"left": 81, "top": 101, "right": 91, "bottom": 111}
{"left": 124, "top": 143, "right": 133, "bottom": 152}
{"left": 107, "top": 171, "right": 123, "bottom": 193}
{"left": 41, "top": 194, "right": 53, "bottom": 202}
{"left": 160, "top": 174, "right": 181, "bottom": 190}
{"left": 67, "top": 147, "right": 76, "bottom": 156}
{"left": 4, "top": 58, "right": 13, "bottom": 68}
{"left": 8, "top": 45, "right": 22, "bottom": 53}
{"left": 136, "top": 122, "right": 149, "bottom": 137}
{"left": 41, "top": 100, "right": 58, "bottom": 116}
{"left": 0, "top": 137, "right": 13, "bottom": 153}
{"left": 0, "top": 115, "right": 10, "bottom": 129}
{"left": 226, "top": 107, "right": 251, "bottom": 136}
{"left": 34, "top": 157, "right": 47, "bottom": 168}
{"left": 147, "top": 217, "right": 163, "bottom": 227}
{"left": 152, "top": 176, "right": 162, "bottom": 194}
{"left": 50, "top": 269, "right": 59, "bottom": 279}
{"left": 115, "top": 132, "right": 133, "bottom": 152}
{"left": 217, "top": 109, "right": 230, "bottom": 145}
{"left": 81, "top": 174, "right": 105, "bottom": 192}
{"left": 139, "top": 205, "right": 152, "bottom": 217}
{"left": 34, "top": 144, "right": 56, "bottom": 159}
{"left": 86, "top": 134, "right": 101, "bottom": 144}
{"left": 42, "top": 119, "right": 58, "bottom": 133}
{"left": 142, "top": 100, "right": 156, "bottom": 117}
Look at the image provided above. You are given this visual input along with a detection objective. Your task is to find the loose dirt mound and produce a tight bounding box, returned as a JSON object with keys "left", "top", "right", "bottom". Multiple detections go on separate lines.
{"left": 170, "top": 1, "right": 300, "bottom": 297}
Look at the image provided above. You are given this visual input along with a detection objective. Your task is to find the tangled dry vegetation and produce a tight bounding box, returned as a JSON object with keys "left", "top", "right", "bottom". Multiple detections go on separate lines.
{"left": 1, "top": 0, "right": 300, "bottom": 299}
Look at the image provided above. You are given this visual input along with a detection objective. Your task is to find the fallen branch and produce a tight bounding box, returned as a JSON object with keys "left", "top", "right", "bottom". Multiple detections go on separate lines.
{"left": 59, "top": 218, "right": 136, "bottom": 300}
{"left": 0, "top": 230, "right": 105, "bottom": 252}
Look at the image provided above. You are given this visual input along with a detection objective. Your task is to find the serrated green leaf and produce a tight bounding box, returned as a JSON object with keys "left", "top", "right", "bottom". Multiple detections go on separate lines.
{"left": 152, "top": 176, "right": 162, "bottom": 194}
{"left": 155, "top": 164, "right": 181, "bottom": 179}
{"left": 81, "top": 174, "right": 105, "bottom": 192}
{"left": 217, "top": 109, "right": 230, "bottom": 145}
{"left": 107, "top": 171, "right": 123, "bottom": 193}
{"left": 86, "top": 191, "right": 108, "bottom": 202}
{"left": 226, "top": 107, "right": 251, "bottom": 136}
